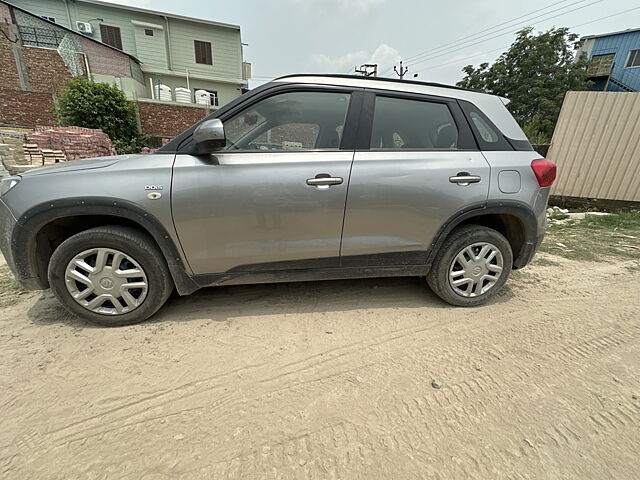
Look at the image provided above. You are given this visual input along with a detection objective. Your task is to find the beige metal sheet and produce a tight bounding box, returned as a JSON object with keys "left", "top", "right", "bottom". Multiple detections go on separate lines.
{"left": 547, "top": 91, "right": 640, "bottom": 202}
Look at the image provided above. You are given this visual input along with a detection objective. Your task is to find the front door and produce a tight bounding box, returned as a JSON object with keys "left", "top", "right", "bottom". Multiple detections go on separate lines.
{"left": 172, "top": 90, "right": 356, "bottom": 275}
{"left": 341, "top": 93, "right": 491, "bottom": 266}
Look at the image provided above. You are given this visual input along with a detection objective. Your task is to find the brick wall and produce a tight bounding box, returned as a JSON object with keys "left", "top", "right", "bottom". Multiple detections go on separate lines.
{"left": 0, "top": 28, "right": 20, "bottom": 90}
{"left": 80, "top": 37, "right": 132, "bottom": 78}
{"left": 0, "top": 3, "right": 10, "bottom": 23}
{"left": 0, "top": 39, "right": 68, "bottom": 126}
{"left": 22, "top": 47, "right": 85, "bottom": 94}
{"left": 137, "top": 101, "right": 214, "bottom": 137}
{"left": 0, "top": 41, "right": 83, "bottom": 127}
{"left": 0, "top": 90, "right": 56, "bottom": 126}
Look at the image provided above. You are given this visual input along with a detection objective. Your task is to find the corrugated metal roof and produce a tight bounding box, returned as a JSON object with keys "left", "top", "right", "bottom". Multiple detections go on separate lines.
{"left": 548, "top": 91, "right": 640, "bottom": 202}
{"left": 581, "top": 27, "right": 640, "bottom": 41}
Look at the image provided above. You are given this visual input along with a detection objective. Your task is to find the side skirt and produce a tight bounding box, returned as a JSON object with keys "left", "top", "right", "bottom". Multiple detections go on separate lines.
{"left": 192, "top": 264, "right": 431, "bottom": 289}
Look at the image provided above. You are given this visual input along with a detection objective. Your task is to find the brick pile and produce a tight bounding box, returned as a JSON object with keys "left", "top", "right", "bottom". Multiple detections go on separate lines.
{"left": 27, "top": 126, "right": 117, "bottom": 160}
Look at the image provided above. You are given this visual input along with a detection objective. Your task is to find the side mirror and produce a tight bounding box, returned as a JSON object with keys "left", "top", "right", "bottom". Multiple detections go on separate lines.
{"left": 192, "top": 118, "right": 226, "bottom": 155}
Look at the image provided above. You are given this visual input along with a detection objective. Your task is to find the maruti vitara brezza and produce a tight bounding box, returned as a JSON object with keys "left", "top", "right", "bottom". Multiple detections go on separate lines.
{"left": 0, "top": 74, "right": 556, "bottom": 325}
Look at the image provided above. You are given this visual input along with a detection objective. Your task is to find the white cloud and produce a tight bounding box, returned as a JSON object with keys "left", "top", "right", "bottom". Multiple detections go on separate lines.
{"left": 369, "top": 44, "right": 402, "bottom": 73}
{"left": 290, "top": 0, "right": 385, "bottom": 16}
{"left": 307, "top": 50, "right": 368, "bottom": 73}
{"left": 306, "top": 43, "right": 401, "bottom": 75}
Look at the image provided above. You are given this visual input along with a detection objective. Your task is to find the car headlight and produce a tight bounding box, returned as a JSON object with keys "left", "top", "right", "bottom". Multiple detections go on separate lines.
{"left": 0, "top": 176, "right": 20, "bottom": 197}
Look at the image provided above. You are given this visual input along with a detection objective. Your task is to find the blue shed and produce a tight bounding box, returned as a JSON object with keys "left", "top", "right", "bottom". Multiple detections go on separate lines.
{"left": 577, "top": 28, "right": 640, "bottom": 92}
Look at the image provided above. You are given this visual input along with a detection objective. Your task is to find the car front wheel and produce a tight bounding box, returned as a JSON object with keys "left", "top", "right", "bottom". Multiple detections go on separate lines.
{"left": 48, "top": 226, "right": 174, "bottom": 326}
{"left": 427, "top": 224, "right": 513, "bottom": 307}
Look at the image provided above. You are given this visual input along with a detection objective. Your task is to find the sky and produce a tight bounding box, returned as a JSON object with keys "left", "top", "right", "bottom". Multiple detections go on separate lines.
{"left": 102, "top": 0, "right": 640, "bottom": 87}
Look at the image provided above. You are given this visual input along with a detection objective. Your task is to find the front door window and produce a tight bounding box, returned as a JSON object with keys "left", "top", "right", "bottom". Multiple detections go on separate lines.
{"left": 223, "top": 91, "right": 351, "bottom": 151}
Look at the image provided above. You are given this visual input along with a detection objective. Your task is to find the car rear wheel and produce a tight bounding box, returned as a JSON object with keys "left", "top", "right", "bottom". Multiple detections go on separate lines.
{"left": 427, "top": 225, "right": 513, "bottom": 307}
{"left": 48, "top": 226, "right": 173, "bottom": 326}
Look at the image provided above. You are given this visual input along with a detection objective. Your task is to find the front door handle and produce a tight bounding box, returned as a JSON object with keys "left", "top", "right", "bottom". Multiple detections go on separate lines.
{"left": 449, "top": 172, "right": 481, "bottom": 186}
{"left": 306, "top": 174, "right": 343, "bottom": 189}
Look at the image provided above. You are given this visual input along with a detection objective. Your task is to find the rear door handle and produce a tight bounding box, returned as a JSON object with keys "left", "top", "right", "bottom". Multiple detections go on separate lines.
{"left": 306, "top": 174, "right": 343, "bottom": 188}
{"left": 449, "top": 173, "right": 481, "bottom": 186}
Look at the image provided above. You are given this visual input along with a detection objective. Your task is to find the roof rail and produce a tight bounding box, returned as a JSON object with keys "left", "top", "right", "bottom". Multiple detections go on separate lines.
{"left": 272, "top": 73, "right": 476, "bottom": 93}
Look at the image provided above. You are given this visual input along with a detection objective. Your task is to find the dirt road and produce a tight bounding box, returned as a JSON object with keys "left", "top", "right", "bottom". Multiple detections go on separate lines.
{"left": 1, "top": 252, "right": 639, "bottom": 479}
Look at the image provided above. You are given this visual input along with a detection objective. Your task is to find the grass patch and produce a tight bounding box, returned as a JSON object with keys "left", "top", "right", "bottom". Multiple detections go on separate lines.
{"left": 0, "top": 264, "right": 24, "bottom": 309}
{"left": 539, "top": 210, "right": 640, "bottom": 262}
{"left": 531, "top": 256, "right": 561, "bottom": 267}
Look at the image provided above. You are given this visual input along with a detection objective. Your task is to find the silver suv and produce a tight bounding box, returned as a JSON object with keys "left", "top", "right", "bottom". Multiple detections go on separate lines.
{"left": 0, "top": 74, "right": 556, "bottom": 326}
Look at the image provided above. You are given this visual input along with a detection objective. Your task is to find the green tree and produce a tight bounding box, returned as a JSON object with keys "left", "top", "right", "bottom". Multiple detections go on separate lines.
{"left": 56, "top": 78, "right": 148, "bottom": 154}
{"left": 457, "top": 27, "right": 590, "bottom": 143}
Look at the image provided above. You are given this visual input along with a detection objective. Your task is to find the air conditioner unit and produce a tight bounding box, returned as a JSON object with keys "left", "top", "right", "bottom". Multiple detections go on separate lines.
{"left": 75, "top": 21, "right": 93, "bottom": 34}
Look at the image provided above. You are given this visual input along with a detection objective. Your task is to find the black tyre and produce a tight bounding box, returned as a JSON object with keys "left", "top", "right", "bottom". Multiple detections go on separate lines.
{"left": 48, "top": 226, "right": 174, "bottom": 326}
{"left": 427, "top": 225, "right": 513, "bottom": 307}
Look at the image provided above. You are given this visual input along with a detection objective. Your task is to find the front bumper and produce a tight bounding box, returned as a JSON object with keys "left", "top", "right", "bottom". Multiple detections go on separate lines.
{"left": 0, "top": 198, "right": 41, "bottom": 290}
{"left": 0, "top": 199, "right": 17, "bottom": 271}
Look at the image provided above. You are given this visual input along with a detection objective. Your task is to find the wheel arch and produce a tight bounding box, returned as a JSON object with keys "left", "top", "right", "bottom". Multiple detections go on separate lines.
{"left": 13, "top": 198, "right": 199, "bottom": 295}
{"left": 427, "top": 201, "right": 540, "bottom": 270}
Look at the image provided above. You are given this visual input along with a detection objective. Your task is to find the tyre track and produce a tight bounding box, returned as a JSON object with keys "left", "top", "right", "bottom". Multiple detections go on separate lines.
{"left": 7, "top": 275, "right": 639, "bottom": 480}
{"left": 172, "top": 328, "right": 640, "bottom": 479}
{"left": 42, "top": 302, "right": 640, "bottom": 451}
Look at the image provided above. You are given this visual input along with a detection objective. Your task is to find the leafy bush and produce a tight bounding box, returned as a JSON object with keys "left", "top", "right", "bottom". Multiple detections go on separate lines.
{"left": 56, "top": 78, "right": 148, "bottom": 154}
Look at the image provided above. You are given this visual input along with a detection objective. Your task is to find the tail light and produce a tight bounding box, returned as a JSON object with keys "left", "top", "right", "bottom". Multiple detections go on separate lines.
{"left": 531, "top": 159, "right": 556, "bottom": 187}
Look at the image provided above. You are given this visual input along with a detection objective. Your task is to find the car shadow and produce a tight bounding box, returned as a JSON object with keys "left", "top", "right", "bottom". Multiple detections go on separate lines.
{"left": 26, "top": 276, "right": 516, "bottom": 328}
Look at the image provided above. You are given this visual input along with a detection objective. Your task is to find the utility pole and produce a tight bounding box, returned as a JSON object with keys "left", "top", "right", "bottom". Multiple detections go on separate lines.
{"left": 393, "top": 60, "right": 408, "bottom": 80}
{"left": 354, "top": 63, "right": 378, "bottom": 77}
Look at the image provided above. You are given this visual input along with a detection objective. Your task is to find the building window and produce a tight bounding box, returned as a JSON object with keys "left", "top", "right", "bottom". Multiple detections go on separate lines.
{"left": 100, "top": 24, "right": 123, "bottom": 50}
{"left": 626, "top": 49, "right": 640, "bottom": 68}
{"left": 194, "top": 40, "right": 213, "bottom": 65}
{"left": 18, "top": 25, "right": 65, "bottom": 48}
{"left": 144, "top": 28, "right": 154, "bottom": 36}
{"left": 587, "top": 53, "right": 614, "bottom": 76}
{"left": 40, "top": 15, "right": 56, "bottom": 23}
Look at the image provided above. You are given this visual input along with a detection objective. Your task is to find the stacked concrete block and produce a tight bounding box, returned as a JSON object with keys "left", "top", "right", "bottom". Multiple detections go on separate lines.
{"left": 41, "top": 149, "right": 66, "bottom": 163}
{"left": 0, "top": 144, "right": 16, "bottom": 177}
{"left": 0, "top": 129, "right": 28, "bottom": 165}
{"left": 23, "top": 144, "right": 44, "bottom": 165}
{"left": 23, "top": 144, "right": 66, "bottom": 165}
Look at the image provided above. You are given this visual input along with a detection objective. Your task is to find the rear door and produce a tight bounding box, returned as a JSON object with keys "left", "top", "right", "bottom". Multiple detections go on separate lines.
{"left": 340, "top": 91, "right": 490, "bottom": 266}
{"left": 172, "top": 88, "right": 360, "bottom": 275}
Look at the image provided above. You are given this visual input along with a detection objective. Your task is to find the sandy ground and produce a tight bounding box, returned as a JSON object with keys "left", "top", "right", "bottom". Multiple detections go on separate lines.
{"left": 0, "top": 252, "right": 639, "bottom": 479}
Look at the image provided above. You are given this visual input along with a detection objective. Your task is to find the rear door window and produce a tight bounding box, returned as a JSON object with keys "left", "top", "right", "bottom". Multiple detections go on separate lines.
{"left": 370, "top": 96, "right": 459, "bottom": 150}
